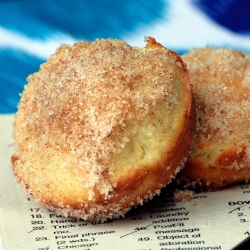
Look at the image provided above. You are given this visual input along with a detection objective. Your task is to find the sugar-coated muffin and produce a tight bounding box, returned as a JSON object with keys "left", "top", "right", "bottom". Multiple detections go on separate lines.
{"left": 12, "top": 37, "right": 195, "bottom": 221}
{"left": 177, "top": 46, "right": 250, "bottom": 191}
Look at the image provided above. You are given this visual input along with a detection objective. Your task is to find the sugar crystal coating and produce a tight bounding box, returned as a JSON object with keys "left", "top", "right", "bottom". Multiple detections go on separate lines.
{"left": 183, "top": 47, "right": 250, "bottom": 167}
{"left": 177, "top": 46, "right": 250, "bottom": 190}
{"left": 12, "top": 38, "right": 195, "bottom": 221}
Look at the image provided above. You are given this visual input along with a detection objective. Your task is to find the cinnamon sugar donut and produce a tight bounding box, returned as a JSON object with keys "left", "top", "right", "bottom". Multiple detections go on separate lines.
{"left": 11, "top": 37, "right": 195, "bottom": 221}
{"left": 177, "top": 46, "right": 250, "bottom": 191}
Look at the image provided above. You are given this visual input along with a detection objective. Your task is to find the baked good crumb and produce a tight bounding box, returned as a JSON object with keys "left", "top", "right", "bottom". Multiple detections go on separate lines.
{"left": 173, "top": 189, "right": 194, "bottom": 203}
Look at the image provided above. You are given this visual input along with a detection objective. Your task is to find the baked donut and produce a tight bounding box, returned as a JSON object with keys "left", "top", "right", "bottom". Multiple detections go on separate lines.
{"left": 176, "top": 46, "right": 250, "bottom": 191}
{"left": 11, "top": 37, "right": 195, "bottom": 221}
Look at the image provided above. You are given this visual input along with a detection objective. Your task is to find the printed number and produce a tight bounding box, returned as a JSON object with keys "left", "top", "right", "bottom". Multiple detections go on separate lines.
{"left": 30, "top": 208, "right": 40, "bottom": 212}
{"left": 31, "top": 221, "right": 44, "bottom": 225}
{"left": 38, "top": 247, "right": 50, "bottom": 250}
{"left": 57, "top": 241, "right": 66, "bottom": 245}
{"left": 31, "top": 214, "right": 43, "bottom": 218}
{"left": 135, "top": 227, "right": 147, "bottom": 231}
{"left": 35, "top": 237, "right": 48, "bottom": 241}
{"left": 138, "top": 237, "right": 150, "bottom": 241}
{"left": 33, "top": 226, "right": 45, "bottom": 231}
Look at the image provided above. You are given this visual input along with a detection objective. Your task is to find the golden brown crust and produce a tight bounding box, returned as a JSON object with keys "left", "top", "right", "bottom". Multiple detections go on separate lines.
{"left": 145, "top": 36, "right": 165, "bottom": 51}
{"left": 176, "top": 46, "right": 250, "bottom": 191}
{"left": 12, "top": 37, "right": 195, "bottom": 221}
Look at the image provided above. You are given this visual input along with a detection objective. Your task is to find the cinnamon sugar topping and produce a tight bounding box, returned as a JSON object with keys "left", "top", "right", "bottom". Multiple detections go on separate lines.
{"left": 183, "top": 47, "right": 250, "bottom": 170}
{"left": 13, "top": 39, "right": 180, "bottom": 201}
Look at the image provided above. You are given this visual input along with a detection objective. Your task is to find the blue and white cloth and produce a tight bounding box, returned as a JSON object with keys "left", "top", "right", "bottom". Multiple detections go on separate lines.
{"left": 1, "top": 0, "right": 250, "bottom": 114}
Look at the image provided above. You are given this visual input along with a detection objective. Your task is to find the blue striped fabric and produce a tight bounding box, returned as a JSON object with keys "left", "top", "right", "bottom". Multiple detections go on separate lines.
{"left": 1, "top": 0, "right": 250, "bottom": 113}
